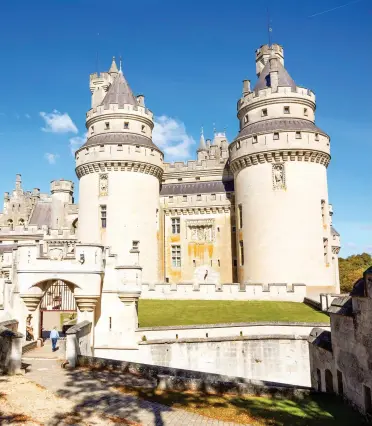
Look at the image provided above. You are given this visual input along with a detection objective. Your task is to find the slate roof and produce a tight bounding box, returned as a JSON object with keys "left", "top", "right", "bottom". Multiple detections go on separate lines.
{"left": 254, "top": 60, "right": 296, "bottom": 93}
{"left": 308, "top": 327, "right": 332, "bottom": 352}
{"left": 83, "top": 132, "right": 158, "bottom": 149}
{"left": 100, "top": 71, "right": 138, "bottom": 108}
{"left": 350, "top": 278, "right": 365, "bottom": 297}
{"left": 0, "top": 244, "right": 17, "bottom": 254}
{"left": 235, "top": 118, "right": 327, "bottom": 140}
{"left": 161, "top": 180, "right": 234, "bottom": 196}
{"left": 28, "top": 202, "right": 52, "bottom": 228}
{"left": 331, "top": 226, "right": 340, "bottom": 237}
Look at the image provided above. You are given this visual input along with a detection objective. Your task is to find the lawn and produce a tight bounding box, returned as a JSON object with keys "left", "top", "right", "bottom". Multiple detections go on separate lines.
{"left": 115, "top": 386, "right": 366, "bottom": 425}
{"left": 138, "top": 300, "right": 329, "bottom": 327}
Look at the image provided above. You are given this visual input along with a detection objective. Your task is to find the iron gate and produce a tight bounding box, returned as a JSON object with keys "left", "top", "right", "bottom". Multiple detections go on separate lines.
{"left": 40, "top": 280, "right": 76, "bottom": 311}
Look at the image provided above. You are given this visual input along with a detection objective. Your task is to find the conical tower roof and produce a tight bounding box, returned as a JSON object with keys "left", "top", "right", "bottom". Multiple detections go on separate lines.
{"left": 198, "top": 128, "right": 207, "bottom": 151}
{"left": 109, "top": 57, "right": 119, "bottom": 73}
{"left": 253, "top": 60, "right": 296, "bottom": 93}
{"left": 100, "top": 71, "right": 138, "bottom": 108}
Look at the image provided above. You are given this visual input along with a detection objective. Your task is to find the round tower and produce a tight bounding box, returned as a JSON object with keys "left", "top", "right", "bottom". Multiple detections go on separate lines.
{"left": 75, "top": 57, "right": 164, "bottom": 283}
{"left": 50, "top": 179, "right": 74, "bottom": 229}
{"left": 229, "top": 44, "right": 338, "bottom": 298}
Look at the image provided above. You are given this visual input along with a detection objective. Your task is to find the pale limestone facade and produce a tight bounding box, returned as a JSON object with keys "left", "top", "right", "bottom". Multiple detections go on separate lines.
{"left": 0, "top": 45, "right": 340, "bottom": 356}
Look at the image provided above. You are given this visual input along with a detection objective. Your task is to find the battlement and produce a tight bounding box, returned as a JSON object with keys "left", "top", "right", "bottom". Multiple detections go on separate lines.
{"left": 163, "top": 157, "right": 228, "bottom": 173}
{"left": 0, "top": 224, "right": 47, "bottom": 234}
{"left": 256, "top": 44, "right": 284, "bottom": 76}
{"left": 51, "top": 179, "right": 74, "bottom": 194}
{"left": 86, "top": 103, "right": 154, "bottom": 122}
{"left": 89, "top": 71, "right": 110, "bottom": 83}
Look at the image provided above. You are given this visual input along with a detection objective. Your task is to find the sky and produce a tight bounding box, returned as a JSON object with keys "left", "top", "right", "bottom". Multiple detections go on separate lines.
{"left": 0, "top": 0, "right": 371, "bottom": 257}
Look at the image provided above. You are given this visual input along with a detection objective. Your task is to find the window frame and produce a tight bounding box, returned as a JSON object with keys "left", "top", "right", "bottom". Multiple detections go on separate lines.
{"left": 171, "top": 245, "right": 181, "bottom": 268}
{"left": 171, "top": 217, "right": 180, "bottom": 234}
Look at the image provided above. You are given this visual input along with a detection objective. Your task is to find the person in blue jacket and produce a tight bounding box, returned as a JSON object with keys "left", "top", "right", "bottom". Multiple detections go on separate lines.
{"left": 50, "top": 326, "right": 60, "bottom": 352}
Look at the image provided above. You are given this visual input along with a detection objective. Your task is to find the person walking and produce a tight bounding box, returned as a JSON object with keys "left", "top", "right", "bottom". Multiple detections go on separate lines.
{"left": 50, "top": 326, "right": 60, "bottom": 352}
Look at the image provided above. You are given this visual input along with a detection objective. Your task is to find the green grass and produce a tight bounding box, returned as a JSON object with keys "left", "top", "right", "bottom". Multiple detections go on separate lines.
{"left": 115, "top": 386, "right": 366, "bottom": 425}
{"left": 138, "top": 300, "right": 329, "bottom": 327}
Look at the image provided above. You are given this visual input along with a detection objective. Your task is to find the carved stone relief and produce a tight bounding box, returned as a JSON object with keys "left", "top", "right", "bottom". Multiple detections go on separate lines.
{"left": 48, "top": 247, "right": 64, "bottom": 261}
{"left": 272, "top": 163, "right": 286, "bottom": 190}
{"left": 186, "top": 219, "right": 215, "bottom": 242}
{"left": 99, "top": 173, "right": 108, "bottom": 196}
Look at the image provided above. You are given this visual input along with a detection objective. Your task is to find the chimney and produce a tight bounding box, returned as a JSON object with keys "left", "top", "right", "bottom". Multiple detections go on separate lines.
{"left": 269, "top": 56, "right": 279, "bottom": 92}
{"left": 137, "top": 95, "right": 145, "bottom": 107}
{"left": 15, "top": 174, "right": 22, "bottom": 191}
{"left": 242, "top": 80, "right": 251, "bottom": 95}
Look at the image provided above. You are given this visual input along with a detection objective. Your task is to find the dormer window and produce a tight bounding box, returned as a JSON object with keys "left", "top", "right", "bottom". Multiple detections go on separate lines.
{"left": 124, "top": 122, "right": 129, "bottom": 129}
{"left": 273, "top": 132, "right": 279, "bottom": 140}
{"left": 284, "top": 106, "right": 290, "bottom": 114}
{"left": 261, "top": 108, "right": 268, "bottom": 117}
{"left": 253, "top": 135, "right": 258, "bottom": 143}
{"left": 295, "top": 131, "right": 302, "bottom": 139}
{"left": 105, "top": 122, "right": 110, "bottom": 130}
{"left": 315, "top": 133, "right": 320, "bottom": 141}
{"left": 304, "top": 108, "right": 308, "bottom": 116}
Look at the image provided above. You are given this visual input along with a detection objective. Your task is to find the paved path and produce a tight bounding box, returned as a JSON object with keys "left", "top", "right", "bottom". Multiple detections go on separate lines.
{"left": 23, "top": 339, "right": 66, "bottom": 360}
{"left": 22, "top": 356, "right": 243, "bottom": 425}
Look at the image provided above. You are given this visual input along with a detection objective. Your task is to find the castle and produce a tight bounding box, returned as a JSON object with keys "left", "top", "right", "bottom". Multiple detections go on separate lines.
{"left": 0, "top": 43, "right": 341, "bottom": 354}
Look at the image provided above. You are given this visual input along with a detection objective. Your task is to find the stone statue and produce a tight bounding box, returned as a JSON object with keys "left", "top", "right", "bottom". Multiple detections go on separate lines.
{"left": 99, "top": 174, "right": 108, "bottom": 196}
{"left": 273, "top": 164, "right": 285, "bottom": 189}
{"left": 26, "top": 314, "right": 34, "bottom": 341}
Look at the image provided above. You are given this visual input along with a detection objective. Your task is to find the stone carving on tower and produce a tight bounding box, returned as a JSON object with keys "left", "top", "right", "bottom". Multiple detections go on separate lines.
{"left": 272, "top": 164, "right": 285, "bottom": 190}
{"left": 99, "top": 174, "right": 108, "bottom": 196}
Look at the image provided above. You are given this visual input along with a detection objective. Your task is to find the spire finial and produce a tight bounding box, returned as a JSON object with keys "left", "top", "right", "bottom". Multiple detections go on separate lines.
{"left": 267, "top": 6, "right": 272, "bottom": 46}
{"left": 201, "top": 126, "right": 204, "bottom": 136}
{"left": 109, "top": 56, "right": 119, "bottom": 73}
{"left": 119, "top": 55, "right": 122, "bottom": 73}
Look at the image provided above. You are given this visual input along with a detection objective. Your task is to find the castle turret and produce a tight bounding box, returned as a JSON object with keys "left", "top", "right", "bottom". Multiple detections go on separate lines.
{"left": 75, "top": 59, "right": 164, "bottom": 283}
{"left": 229, "top": 44, "right": 339, "bottom": 298}
{"left": 50, "top": 179, "right": 74, "bottom": 229}
{"left": 197, "top": 128, "right": 208, "bottom": 160}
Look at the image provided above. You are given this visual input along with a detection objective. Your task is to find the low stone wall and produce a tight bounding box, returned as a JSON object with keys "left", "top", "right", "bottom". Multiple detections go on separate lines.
{"left": 95, "top": 332, "right": 316, "bottom": 386}
{"left": 66, "top": 320, "right": 92, "bottom": 368}
{"left": 78, "top": 355, "right": 311, "bottom": 397}
{"left": 0, "top": 319, "right": 23, "bottom": 375}
{"left": 141, "top": 282, "right": 307, "bottom": 301}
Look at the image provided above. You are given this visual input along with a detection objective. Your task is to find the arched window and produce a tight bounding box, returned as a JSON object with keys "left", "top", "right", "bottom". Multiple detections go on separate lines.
{"left": 7, "top": 219, "right": 13, "bottom": 230}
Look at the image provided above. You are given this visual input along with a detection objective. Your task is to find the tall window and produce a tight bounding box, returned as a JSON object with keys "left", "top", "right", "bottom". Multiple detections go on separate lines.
{"left": 238, "top": 204, "right": 243, "bottom": 228}
{"left": 171, "top": 218, "right": 180, "bottom": 234}
{"left": 321, "top": 200, "right": 326, "bottom": 227}
{"left": 172, "top": 245, "right": 181, "bottom": 267}
{"left": 323, "top": 238, "right": 328, "bottom": 265}
{"left": 100, "top": 205, "right": 107, "bottom": 228}
{"left": 239, "top": 241, "right": 244, "bottom": 266}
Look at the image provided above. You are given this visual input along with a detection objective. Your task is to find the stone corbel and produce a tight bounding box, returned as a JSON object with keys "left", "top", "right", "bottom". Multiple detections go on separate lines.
{"left": 74, "top": 296, "right": 99, "bottom": 312}
{"left": 118, "top": 291, "right": 141, "bottom": 304}
{"left": 20, "top": 294, "right": 42, "bottom": 312}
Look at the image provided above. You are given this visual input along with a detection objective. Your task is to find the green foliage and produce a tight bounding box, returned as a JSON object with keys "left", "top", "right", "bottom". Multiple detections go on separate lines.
{"left": 339, "top": 252, "right": 372, "bottom": 293}
{"left": 138, "top": 300, "right": 329, "bottom": 327}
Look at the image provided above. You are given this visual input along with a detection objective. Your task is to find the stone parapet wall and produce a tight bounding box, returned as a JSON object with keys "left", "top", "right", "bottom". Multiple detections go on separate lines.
{"left": 141, "top": 282, "right": 307, "bottom": 302}
{"left": 78, "top": 354, "right": 311, "bottom": 396}
{"left": 66, "top": 320, "right": 92, "bottom": 368}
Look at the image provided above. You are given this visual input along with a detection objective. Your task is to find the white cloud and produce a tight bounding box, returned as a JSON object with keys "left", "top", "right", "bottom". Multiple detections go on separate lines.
{"left": 40, "top": 110, "right": 78, "bottom": 134}
{"left": 153, "top": 115, "right": 195, "bottom": 160}
{"left": 69, "top": 133, "right": 87, "bottom": 155}
{"left": 44, "top": 153, "right": 59, "bottom": 165}
{"left": 25, "top": 113, "right": 31, "bottom": 119}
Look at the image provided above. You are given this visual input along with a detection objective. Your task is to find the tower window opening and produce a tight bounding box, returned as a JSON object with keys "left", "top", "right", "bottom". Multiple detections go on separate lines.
{"left": 197, "top": 194, "right": 202, "bottom": 201}
{"left": 100, "top": 205, "right": 107, "bottom": 228}
{"left": 183, "top": 195, "right": 187, "bottom": 202}
{"left": 284, "top": 106, "right": 290, "bottom": 114}
{"left": 210, "top": 260, "right": 213, "bottom": 266}
{"left": 323, "top": 238, "right": 328, "bottom": 266}
{"left": 124, "top": 122, "right": 129, "bottom": 129}
{"left": 238, "top": 204, "right": 243, "bottom": 229}
{"left": 195, "top": 176, "right": 200, "bottom": 180}
{"left": 118, "top": 144, "right": 123, "bottom": 151}
{"left": 295, "top": 131, "right": 302, "bottom": 139}
{"left": 171, "top": 217, "right": 180, "bottom": 234}
{"left": 273, "top": 132, "right": 279, "bottom": 140}
{"left": 141, "top": 125, "right": 146, "bottom": 133}
{"left": 315, "top": 133, "right": 320, "bottom": 141}
{"left": 91, "top": 125, "right": 94, "bottom": 134}
{"left": 99, "top": 145, "right": 104, "bottom": 152}
{"left": 253, "top": 135, "right": 258, "bottom": 143}
{"left": 211, "top": 193, "right": 216, "bottom": 201}
{"left": 169, "top": 196, "right": 173, "bottom": 203}
{"left": 233, "top": 259, "right": 237, "bottom": 267}
{"left": 132, "top": 240, "right": 139, "bottom": 251}
{"left": 244, "top": 115, "right": 249, "bottom": 123}
{"left": 193, "top": 259, "right": 196, "bottom": 267}
{"left": 237, "top": 141, "right": 241, "bottom": 149}
{"left": 105, "top": 122, "right": 110, "bottom": 130}
{"left": 304, "top": 108, "right": 308, "bottom": 116}
{"left": 172, "top": 245, "right": 181, "bottom": 267}
{"left": 218, "top": 259, "right": 220, "bottom": 267}
{"left": 135, "top": 145, "right": 140, "bottom": 152}
{"left": 109, "top": 317, "right": 112, "bottom": 330}
{"left": 321, "top": 200, "right": 326, "bottom": 227}
{"left": 151, "top": 148, "right": 154, "bottom": 155}
{"left": 261, "top": 108, "right": 268, "bottom": 117}
{"left": 178, "top": 178, "right": 182, "bottom": 182}
{"left": 239, "top": 241, "right": 244, "bottom": 266}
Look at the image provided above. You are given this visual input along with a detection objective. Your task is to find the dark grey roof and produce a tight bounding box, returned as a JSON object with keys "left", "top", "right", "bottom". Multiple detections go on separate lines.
{"left": 161, "top": 180, "right": 234, "bottom": 196}
{"left": 235, "top": 118, "right": 327, "bottom": 140}
{"left": 29, "top": 202, "right": 51, "bottom": 227}
{"left": 331, "top": 226, "right": 340, "bottom": 237}
{"left": 254, "top": 60, "right": 296, "bottom": 93}
{"left": 308, "top": 328, "right": 332, "bottom": 352}
{"left": 328, "top": 296, "right": 353, "bottom": 316}
{"left": 83, "top": 132, "right": 159, "bottom": 150}
{"left": 350, "top": 278, "right": 365, "bottom": 297}
{"left": 0, "top": 244, "right": 17, "bottom": 254}
{"left": 101, "top": 72, "right": 138, "bottom": 108}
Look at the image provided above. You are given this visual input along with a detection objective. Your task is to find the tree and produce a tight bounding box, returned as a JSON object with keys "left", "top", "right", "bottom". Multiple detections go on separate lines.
{"left": 339, "top": 253, "right": 372, "bottom": 293}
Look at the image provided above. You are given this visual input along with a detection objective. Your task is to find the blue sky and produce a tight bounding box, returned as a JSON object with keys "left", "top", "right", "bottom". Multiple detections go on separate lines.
{"left": 0, "top": 0, "right": 371, "bottom": 257}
